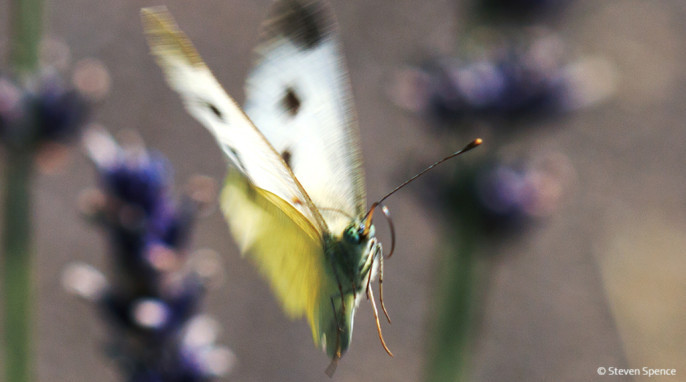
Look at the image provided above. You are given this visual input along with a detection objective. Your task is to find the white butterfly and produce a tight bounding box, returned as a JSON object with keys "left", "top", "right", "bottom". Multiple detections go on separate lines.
{"left": 141, "top": 0, "right": 392, "bottom": 370}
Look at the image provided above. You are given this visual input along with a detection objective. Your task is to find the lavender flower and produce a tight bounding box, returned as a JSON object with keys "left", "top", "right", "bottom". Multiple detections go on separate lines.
{"left": 0, "top": 72, "right": 87, "bottom": 149}
{"left": 476, "top": 0, "right": 573, "bottom": 21}
{"left": 434, "top": 152, "right": 573, "bottom": 235}
{"left": 390, "top": 34, "right": 616, "bottom": 125}
{"left": 64, "top": 128, "right": 233, "bottom": 381}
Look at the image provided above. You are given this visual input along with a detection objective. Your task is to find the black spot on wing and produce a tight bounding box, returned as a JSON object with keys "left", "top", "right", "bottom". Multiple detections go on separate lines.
{"left": 199, "top": 99, "right": 224, "bottom": 121}
{"left": 227, "top": 147, "right": 247, "bottom": 173}
{"left": 282, "top": 87, "right": 301, "bottom": 116}
{"left": 281, "top": 149, "right": 292, "bottom": 168}
{"left": 264, "top": 0, "right": 332, "bottom": 49}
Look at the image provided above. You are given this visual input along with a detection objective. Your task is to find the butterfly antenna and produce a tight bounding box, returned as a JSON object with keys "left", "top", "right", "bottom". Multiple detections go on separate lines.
{"left": 377, "top": 138, "right": 482, "bottom": 206}
{"left": 361, "top": 138, "right": 482, "bottom": 237}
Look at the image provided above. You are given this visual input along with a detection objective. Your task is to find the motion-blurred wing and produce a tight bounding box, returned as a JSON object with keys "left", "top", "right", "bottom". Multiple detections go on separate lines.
{"left": 221, "top": 171, "right": 328, "bottom": 343}
{"left": 244, "top": 0, "right": 366, "bottom": 233}
{"left": 141, "top": 7, "right": 328, "bottom": 234}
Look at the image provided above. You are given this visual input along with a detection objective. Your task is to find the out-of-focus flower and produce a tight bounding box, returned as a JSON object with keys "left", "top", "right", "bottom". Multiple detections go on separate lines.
{"left": 0, "top": 76, "right": 24, "bottom": 140}
{"left": 476, "top": 0, "right": 573, "bottom": 21}
{"left": 40, "top": 38, "right": 73, "bottom": 73}
{"left": 64, "top": 128, "right": 232, "bottom": 381}
{"left": 0, "top": 49, "right": 109, "bottom": 174}
{"left": 31, "top": 73, "right": 88, "bottom": 142}
{"left": 0, "top": 71, "right": 88, "bottom": 149}
{"left": 72, "top": 59, "right": 111, "bottom": 103}
{"left": 389, "top": 33, "right": 616, "bottom": 125}
{"left": 433, "top": 151, "right": 575, "bottom": 235}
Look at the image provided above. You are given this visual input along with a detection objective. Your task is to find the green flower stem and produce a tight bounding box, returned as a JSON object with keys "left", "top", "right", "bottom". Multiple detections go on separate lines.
{"left": 2, "top": 148, "right": 34, "bottom": 382}
{"left": 9, "top": 0, "right": 45, "bottom": 78}
{"left": 425, "top": 222, "right": 486, "bottom": 382}
{"left": 4, "top": 0, "right": 44, "bottom": 380}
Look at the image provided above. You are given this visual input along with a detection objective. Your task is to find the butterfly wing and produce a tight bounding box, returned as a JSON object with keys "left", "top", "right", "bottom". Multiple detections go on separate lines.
{"left": 244, "top": 0, "right": 366, "bottom": 234}
{"left": 142, "top": 7, "right": 336, "bottom": 336}
{"left": 221, "top": 171, "right": 331, "bottom": 341}
{"left": 141, "top": 7, "right": 328, "bottom": 233}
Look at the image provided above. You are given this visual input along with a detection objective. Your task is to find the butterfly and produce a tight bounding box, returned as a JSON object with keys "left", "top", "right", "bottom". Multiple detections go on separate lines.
{"left": 141, "top": 0, "right": 480, "bottom": 372}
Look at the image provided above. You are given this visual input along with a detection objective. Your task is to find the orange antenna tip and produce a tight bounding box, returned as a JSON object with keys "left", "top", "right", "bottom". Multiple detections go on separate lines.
{"left": 371, "top": 138, "right": 483, "bottom": 207}
{"left": 460, "top": 138, "right": 482, "bottom": 152}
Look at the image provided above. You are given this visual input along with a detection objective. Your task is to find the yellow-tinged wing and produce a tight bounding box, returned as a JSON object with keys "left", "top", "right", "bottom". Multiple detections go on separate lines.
{"left": 220, "top": 171, "right": 327, "bottom": 342}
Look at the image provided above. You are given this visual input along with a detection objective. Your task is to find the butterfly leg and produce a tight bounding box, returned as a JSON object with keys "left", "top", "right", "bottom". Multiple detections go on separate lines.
{"left": 366, "top": 268, "right": 394, "bottom": 357}
{"left": 363, "top": 237, "right": 378, "bottom": 298}
{"left": 376, "top": 243, "right": 391, "bottom": 324}
{"left": 365, "top": 251, "right": 374, "bottom": 299}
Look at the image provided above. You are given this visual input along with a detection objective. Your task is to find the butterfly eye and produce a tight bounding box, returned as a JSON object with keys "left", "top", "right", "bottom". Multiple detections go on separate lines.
{"left": 344, "top": 226, "right": 361, "bottom": 244}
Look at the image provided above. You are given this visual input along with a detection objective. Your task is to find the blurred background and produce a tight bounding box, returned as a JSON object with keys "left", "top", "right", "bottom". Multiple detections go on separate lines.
{"left": 1, "top": 0, "right": 685, "bottom": 381}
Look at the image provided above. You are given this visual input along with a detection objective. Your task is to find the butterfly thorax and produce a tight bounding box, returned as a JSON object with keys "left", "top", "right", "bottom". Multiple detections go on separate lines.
{"left": 327, "top": 223, "right": 376, "bottom": 291}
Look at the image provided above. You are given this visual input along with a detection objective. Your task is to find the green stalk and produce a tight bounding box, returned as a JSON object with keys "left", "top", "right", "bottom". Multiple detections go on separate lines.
{"left": 425, "top": 222, "right": 484, "bottom": 382}
{"left": 3, "top": 0, "right": 44, "bottom": 381}
{"left": 9, "top": 0, "right": 45, "bottom": 78}
{"left": 2, "top": 149, "right": 34, "bottom": 382}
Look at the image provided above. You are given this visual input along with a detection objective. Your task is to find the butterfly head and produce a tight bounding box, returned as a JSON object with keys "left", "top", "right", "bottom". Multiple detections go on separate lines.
{"left": 336, "top": 220, "right": 377, "bottom": 282}
{"left": 343, "top": 221, "right": 374, "bottom": 244}
{"left": 343, "top": 223, "right": 362, "bottom": 244}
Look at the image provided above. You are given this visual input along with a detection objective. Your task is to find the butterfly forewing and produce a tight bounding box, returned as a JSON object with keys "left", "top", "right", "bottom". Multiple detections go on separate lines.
{"left": 141, "top": 7, "right": 327, "bottom": 234}
{"left": 245, "top": 0, "right": 367, "bottom": 234}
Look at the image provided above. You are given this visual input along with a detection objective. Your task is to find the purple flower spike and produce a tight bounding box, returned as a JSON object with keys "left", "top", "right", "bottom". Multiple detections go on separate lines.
{"left": 393, "top": 34, "right": 615, "bottom": 126}
{"left": 0, "top": 72, "right": 88, "bottom": 149}
{"left": 434, "top": 152, "right": 574, "bottom": 236}
{"left": 65, "top": 128, "right": 231, "bottom": 381}
{"left": 477, "top": 0, "right": 573, "bottom": 21}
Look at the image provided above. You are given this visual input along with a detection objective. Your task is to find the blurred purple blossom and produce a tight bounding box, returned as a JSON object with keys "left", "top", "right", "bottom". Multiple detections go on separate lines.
{"left": 390, "top": 33, "right": 616, "bottom": 125}
{"left": 63, "top": 129, "right": 233, "bottom": 381}
{"left": 476, "top": 0, "right": 573, "bottom": 21}
{"left": 429, "top": 151, "right": 574, "bottom": 235}
{"left": 0, "top": 72, "right": 88, "bottom": 149}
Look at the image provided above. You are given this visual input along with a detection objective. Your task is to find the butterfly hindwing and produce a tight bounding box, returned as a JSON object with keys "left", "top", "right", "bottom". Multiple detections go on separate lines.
{"left": 220, "top": 171, "right": 328, "bottom": 339}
